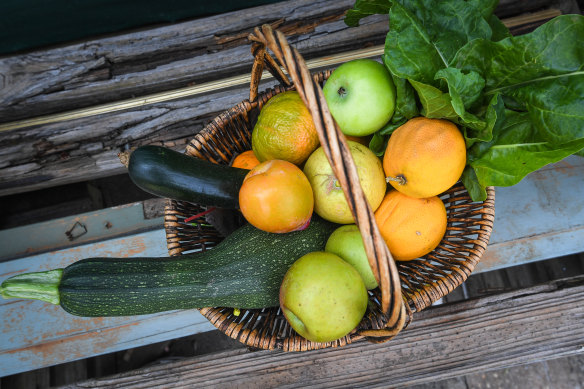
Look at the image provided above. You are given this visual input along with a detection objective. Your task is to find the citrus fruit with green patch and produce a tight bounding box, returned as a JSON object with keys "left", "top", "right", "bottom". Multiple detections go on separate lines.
{"left": 252, "top": 91, "right": 319, "bottom": 166}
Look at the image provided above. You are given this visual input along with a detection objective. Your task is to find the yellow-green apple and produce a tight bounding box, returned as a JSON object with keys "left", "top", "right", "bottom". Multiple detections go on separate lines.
{"left": 303, "top": 141, "right": 386, "bottom": 224}
{"left": 323, "top": 59, "right": 396, "bottom": 136}
{"left": 325, "top": 224, "right": 378, "bottom": 290}
{"left": 279, "top": 251, "right": 368, "bottom": 343}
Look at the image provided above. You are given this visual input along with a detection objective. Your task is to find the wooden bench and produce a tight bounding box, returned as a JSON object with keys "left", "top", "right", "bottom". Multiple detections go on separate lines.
{"left": 1, "top": 0, "right": 583, "bottom": 383}
{"left": 1, "top": 155, "right": 583, "bottom": 378}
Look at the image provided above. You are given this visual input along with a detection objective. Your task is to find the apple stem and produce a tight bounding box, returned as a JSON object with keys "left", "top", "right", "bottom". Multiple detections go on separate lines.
{"left": 386, "top": 174, "right": 407, "bottom": 186}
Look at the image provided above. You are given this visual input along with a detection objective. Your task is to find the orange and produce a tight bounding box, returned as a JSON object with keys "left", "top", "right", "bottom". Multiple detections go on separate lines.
{"left": 252, "top": 91, "right": 319, "bottom": 165}
{"left": 383, "top": 117, "right": 466, "bottom": 198}
{"left": 232, "top": 150, "right": 260, "bottom": 170}
{"left": 374, "top": 190, "right": 447, "bottom": 261}
{"left": 239, "top": 160, "right": 314, "bottom": 233}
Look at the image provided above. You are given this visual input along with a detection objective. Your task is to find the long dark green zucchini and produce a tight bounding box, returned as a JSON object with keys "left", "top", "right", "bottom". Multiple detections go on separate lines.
{"left": 1, "top": 216, "right": 337, "bottom": 317}
{"left": 127, "top": 145, "right": 249, "bottom": 208}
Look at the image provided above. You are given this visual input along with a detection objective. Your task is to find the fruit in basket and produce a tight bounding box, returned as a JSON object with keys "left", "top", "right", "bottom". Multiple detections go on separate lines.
{"left": 279, "top": 251, "right": 368, "bottom": 343}
{"left": 323, "top": 59, "right": 396, "bottom": 136}
{"left": 325, "top": 224, "right": 378, "bottom": 290}
{"left": 383, "top": 117, "right": 466, "bottom": 198}
{"left": 231, "top": 150, "right": 260, "bottom": 170}
{"left": 252, "top": 91, "right": 319, "bottom": 165}
{"left": 374, "top": 190, "right": 447, "bottom": 261}
{"left": 303, "top": 141, "right": 386, "bottom": 224}
{"left": 239, "top": 159, "right": 314, "bottom": 233}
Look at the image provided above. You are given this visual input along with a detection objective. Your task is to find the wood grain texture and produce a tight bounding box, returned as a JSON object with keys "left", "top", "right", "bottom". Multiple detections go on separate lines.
{"left": 0, "top": 0, "right": 390, "bottom": 197}
{"left": 0, "top": 1, "right": 570, "bottom": 197}
{"left": 0, "top": 0, "right": 385, "bottom": 123}
{"left": 0, "top": 0, "right": 565, "bottom": 125}
{"left": 0, "top": 228, "right": 216, "bottom": 378}
{"left": 62, "top": 275, "right": 584, "bottom": 388}
{"left": 0, "top": 86, "right": 262, "bottom": 196}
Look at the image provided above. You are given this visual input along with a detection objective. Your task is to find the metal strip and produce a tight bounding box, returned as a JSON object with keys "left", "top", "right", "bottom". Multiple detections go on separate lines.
{"left": 0, "top": 202, "right": 164, "bottom": 261}
{"left": 0, "top": 46, "right": 384, "bottom": 133}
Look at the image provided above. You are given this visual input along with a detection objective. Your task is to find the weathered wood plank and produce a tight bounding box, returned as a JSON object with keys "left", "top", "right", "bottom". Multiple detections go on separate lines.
{"left": 0, "top": 229, "right": 216, "bottom": 378}
{"left": 60, "top": 275, "right": 584, "bottom": 388}
{"left": 477, "top": 155, "right": 584, "bottom": 272}
{"left": 0, "top": 0, "right": 568, "bottom": 124}
{"left": 0, "top": 0, "right": 384, "bottom": 123}
{"left": 1, "top": 156, "right": 582, "bottom": 377}
{"left": 0, "top": 3, "right": 569, "bottom": 197}
{"left": 0, "top": 85, "right": 272, "bottom": 196}
{"left": 0, "top": 199, "right": 165, "bottom": 261}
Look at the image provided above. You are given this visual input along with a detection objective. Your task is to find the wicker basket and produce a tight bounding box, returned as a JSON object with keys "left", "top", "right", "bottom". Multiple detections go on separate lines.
{"left": 163, "top": 25, "right": 495, "bottom": 351}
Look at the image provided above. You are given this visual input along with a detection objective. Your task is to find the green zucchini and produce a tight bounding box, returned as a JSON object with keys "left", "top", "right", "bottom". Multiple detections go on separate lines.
{"left": 127, "top": 145, "right": 248, "bottom": 208}
{"left": 1, "top": 216, "right": 337, "bottom": 317}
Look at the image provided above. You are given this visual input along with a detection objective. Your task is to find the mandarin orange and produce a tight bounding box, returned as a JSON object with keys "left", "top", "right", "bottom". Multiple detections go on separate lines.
{"left": 383, "top": 117, "right": 466, "bottom": 198}
{"left": 374, "top": 190, "right": 447, "bottom": 261}
{"left": 231, "top": 150, "right": 260, "bottom": 170}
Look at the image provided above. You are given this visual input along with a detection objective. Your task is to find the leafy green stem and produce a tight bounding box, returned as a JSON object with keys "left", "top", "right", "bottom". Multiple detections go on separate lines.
{"left": 1, "top": 269, "right": 63, "bottom": 305}
{"left": 484, "top": 71, "right": 584, "bottom": 96}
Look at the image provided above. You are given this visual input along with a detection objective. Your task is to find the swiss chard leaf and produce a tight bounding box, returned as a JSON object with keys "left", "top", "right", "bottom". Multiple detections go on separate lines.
{"left": 383, "top": 2, "right": 447, "bottom": 86}
{"left": 434, "top": 67, "right": 485, "bottom": 111}
{"left": 387, "top": 72, "right": 419, "bottom": 121}
{"left": 464, "top": 93, "right": 505, "bottom": 148}
{"left": 434, "top": 67, "right": 488, "bottom": 133}
{"left": 369, "top": 117, "right": 407, "bottom": 156}
{"left": 344, "top": 0, "right": 391, "bottom": 27}
{"left": 466, "top": 111, "right": 584, "bottom": 199}
{"left": 487, "top": 14, "right": 512, "bottom": 41}
{"left": 453, "top": 15, "right": 584, "bottom": 145}
{"left": 461, "top": 166, "right": 487, "bottom": 203}
{"left": 383, "top": 0, "right": 497, "bottom": 86}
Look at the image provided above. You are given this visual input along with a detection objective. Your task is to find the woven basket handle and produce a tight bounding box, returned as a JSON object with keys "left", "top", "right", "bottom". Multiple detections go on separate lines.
{"left": 248, "top": 25, "right": 406, "bottom": 341}
{"left": 249, "top": 36, "right": 292, "bottom": 102}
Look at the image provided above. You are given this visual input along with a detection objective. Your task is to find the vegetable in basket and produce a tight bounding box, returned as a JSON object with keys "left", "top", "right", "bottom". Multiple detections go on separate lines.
{"left": 0, "top": 216, "right": 337, "bottom": 316}
{"left": 123, "top": 145, "right": 248, "bottom": 209}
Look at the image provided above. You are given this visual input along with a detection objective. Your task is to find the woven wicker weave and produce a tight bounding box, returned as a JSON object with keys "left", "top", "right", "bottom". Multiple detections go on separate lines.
{"left": 163, "top": 25, "right": 495, "bottom": 351}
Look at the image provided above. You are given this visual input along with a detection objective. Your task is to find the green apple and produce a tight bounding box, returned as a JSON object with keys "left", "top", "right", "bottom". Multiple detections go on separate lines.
{"left": 325, "top": 224, "right": 378, "bottom": 290}
{"left": 279, "top": 251, "right": 368, "bottom": 343}
{"left": 303, "top": 140, "right": 386, "bottom": 224}
{"left": 323, "top": 59, "right": 396, "bottom": 136}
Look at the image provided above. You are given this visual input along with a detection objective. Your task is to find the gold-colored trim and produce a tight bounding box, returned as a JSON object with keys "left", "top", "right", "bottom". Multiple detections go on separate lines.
{"left": 502, "top": 8, "right": 561, "bottom": 28}
{"left": 0, "top": 46, "right": 383, "bottom": 133}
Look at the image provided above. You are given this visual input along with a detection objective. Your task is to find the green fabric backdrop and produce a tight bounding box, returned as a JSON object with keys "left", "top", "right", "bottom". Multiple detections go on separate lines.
{"left": 0, "top": 0, "right": 283, "bottom": 55}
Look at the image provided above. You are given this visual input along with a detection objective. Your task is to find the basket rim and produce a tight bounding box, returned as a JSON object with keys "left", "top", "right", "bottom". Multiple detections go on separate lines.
{"left": 163, "top": 68, "right": 496, "bottom": 350}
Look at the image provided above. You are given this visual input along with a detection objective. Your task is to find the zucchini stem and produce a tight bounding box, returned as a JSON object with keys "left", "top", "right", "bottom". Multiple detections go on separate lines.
{"left": 1, "top": 269, "right": 63, "bottom": 305}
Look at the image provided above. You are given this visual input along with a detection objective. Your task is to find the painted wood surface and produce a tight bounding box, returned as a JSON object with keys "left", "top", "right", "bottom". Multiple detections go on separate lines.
{"left": 477, "top": 155, "right": 584, "bottom": 272}
{"left": 0, "top": 229, "right": 215, "bottom": 378}
{"left": 63, "top": 275, "right": 584, "bottom": 388}
{"left": 0, "top": 200, "right": 164, "bottom": 261}
{"left": 1, "top": 156, "right": 582, "bottom": 377}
